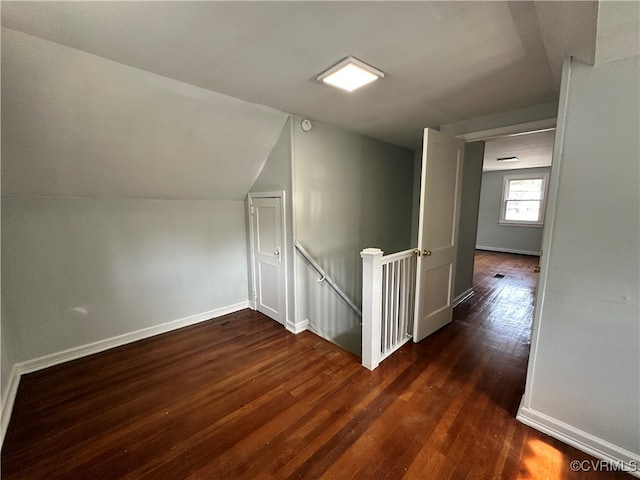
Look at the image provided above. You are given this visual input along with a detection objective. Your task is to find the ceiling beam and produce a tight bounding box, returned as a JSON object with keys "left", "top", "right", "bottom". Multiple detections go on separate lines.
{"left": 440, "top": 102, "right": 558, "bottom": 140}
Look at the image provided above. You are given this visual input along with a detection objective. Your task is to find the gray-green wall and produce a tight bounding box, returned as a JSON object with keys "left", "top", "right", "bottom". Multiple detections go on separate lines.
{"left": 1, "top": 198, "right": 249, "bottom": 363}
{"left": 292, "top": 116, "right": 415, "bottom": 354}
{"left": 455, "top": 141, "right": 485, "bottom": 299}
{"left": 476, "top": 167, "right": 551, "bottom": 255}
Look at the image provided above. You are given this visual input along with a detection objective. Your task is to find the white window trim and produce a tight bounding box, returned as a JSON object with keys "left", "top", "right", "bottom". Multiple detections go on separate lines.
{"left": 499, "top": 172, "right": 549, "bottom": 227}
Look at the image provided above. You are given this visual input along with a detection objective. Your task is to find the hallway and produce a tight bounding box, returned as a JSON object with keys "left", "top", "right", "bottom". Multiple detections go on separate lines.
{"left": 456, "top": 250, "right": 539, "bottom": 369}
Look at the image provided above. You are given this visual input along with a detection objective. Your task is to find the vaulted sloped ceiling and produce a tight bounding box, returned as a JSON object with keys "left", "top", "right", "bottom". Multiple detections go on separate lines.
{"left": 1, "top": 1, "right": 603, "bottom": 199}
{"left": 1, "top": 28, "right": 288, "bottom": 200}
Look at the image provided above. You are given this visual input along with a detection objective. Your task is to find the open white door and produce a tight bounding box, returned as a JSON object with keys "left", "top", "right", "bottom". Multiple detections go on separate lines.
{"left": 250, "top": 196, "right": 285, "bottom": 325}
{"left": 413, "top": 128, "right": 465, "bottom": 342}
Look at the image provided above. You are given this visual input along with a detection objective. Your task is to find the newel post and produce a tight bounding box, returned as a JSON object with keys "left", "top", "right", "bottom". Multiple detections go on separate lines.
{"left": 361, "top": 248, "right": 384, "bottom": 370}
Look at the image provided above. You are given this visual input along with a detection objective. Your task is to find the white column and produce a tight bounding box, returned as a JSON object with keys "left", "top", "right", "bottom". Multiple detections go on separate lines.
{"left": 361, "top": 248, "right": 383, "bottom": 370}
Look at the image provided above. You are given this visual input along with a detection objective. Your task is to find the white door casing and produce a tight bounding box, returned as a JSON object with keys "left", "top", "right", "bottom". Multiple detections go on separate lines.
{"left": 250, "top": 194, "right": 285, "bottom": 325}
{"left": 413, "top": 128, "right": 465, "bottom": 342}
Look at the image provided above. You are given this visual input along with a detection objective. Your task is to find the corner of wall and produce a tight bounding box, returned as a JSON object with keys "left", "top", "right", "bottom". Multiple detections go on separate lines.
{"left": 286, "top": 318, "right": 309, "bottom": 334}
{"left": 1, "top": 307, "right": 19, "bottom": 447}
{"left": 0, "top": 364, "right": 21, "bottom": 447}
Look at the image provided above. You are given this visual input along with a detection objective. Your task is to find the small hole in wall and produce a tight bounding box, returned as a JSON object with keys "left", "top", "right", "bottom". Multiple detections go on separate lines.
{"left": 493, "top": 274, "right": 505, "bottom": 278}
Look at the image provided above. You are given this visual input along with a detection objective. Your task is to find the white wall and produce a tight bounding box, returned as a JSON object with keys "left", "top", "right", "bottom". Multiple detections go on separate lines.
{"left": 476, "top": 167, "right": 550, "bottom": 255}
{"left": 2, "top": 198, "right": 249, "bottom": 363}
{"left": 292, "top": 116, "right": 415, "bottom": 354}
{"left": 520, "top": 55, "right": 640, "bottom": 463}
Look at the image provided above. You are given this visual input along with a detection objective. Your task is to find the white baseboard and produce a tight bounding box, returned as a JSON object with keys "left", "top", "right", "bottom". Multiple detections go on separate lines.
{"left": 286, "top": 318, "right": 309, "bottom": 334}
{"left": 18, "top": 301, "right": 250, "bottom": 375}
{"left": 453, "top": 288, "right": 474, "bottom": 307}
{"left": 517, "top": 406, "right": 640, "bottom": 478}
{"left": 476, "top": 246, "right": 541, "bottom": 256}
{"left": 305, "top": 320, "right": 321, "bottom": 336}
{"left": 0, "top": 365, "right": 21, "bottom": 447}
{"left": 0, "top": 300, "right": 250, "bottom": 448}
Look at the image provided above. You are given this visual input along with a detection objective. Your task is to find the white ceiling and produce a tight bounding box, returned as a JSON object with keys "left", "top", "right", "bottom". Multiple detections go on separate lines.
{"left": 1, "top": 1, "right": 600, "bottom": 150}
{"left": 483, "top": 129, "right": 555, "bottom": 172}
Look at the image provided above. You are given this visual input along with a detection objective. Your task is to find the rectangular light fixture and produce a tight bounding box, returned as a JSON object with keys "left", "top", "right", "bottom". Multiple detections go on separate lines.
{"left": 317, "top": 56, "right": 384, "bottom": 92}
{"left": 497, "top": 156, "right": 520, "bottom": 163}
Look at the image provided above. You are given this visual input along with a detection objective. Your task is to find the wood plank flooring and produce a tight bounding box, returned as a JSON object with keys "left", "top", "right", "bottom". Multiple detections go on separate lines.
{"left": 2, "top": 251, "right": 632, "bottom": 479}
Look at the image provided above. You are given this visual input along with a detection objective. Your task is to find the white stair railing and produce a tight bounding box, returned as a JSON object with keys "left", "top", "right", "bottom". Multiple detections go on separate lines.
{"left": 361, "top": 248, "right": 417, "bottom": 370}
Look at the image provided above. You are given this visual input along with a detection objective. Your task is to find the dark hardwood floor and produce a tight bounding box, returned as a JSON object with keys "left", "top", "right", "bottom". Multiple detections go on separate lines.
{"left": 2, "top": 251, "right": 632, "bottom": 479}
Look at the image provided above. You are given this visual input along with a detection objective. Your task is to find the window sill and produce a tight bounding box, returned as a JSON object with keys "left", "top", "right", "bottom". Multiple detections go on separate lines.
{"left": 498, "top": 221, "right": 544, "bottom": 228}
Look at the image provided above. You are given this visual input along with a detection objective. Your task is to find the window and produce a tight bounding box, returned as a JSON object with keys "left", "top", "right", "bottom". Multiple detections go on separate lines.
{"left": 499, "top": 172, "right": 549, "bottom": 226}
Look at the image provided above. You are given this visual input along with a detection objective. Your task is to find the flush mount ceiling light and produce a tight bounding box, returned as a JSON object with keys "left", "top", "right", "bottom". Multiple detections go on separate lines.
{"left": 317, "top": 56, "right": 384, "bottom": 92}
{"left": 497, "top": 156, "right": 520, "bottom": 163}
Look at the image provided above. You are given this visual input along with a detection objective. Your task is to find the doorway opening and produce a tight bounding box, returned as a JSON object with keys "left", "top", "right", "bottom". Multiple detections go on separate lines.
{"left": 459, "top": 124, "right": 554, "bottom": 296}
{"left": 457, "top": 125, "right": 555, "bottom": 410}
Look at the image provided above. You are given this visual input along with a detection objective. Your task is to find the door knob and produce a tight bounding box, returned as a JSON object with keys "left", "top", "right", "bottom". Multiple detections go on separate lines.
{"left": 414, "top": 249, "right": 421, "bottom": 256}
{"left": 274, "top": 249, "right": 280, "bottom": 257}
{"left": 423, "top": 250, "right": 432, "bottom": 256}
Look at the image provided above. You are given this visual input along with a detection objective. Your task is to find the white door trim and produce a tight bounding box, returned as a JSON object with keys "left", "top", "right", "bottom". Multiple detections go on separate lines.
{"left": 248, "top": 191, "right": 288, "bottom": 325}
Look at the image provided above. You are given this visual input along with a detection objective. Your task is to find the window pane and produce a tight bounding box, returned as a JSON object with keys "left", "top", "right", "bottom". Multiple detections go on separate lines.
{"left": 508, "top": 179, "right": 543, "bottom": 200}
{"left": 505, "top": 200, "right": 541, "bottom": 222}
